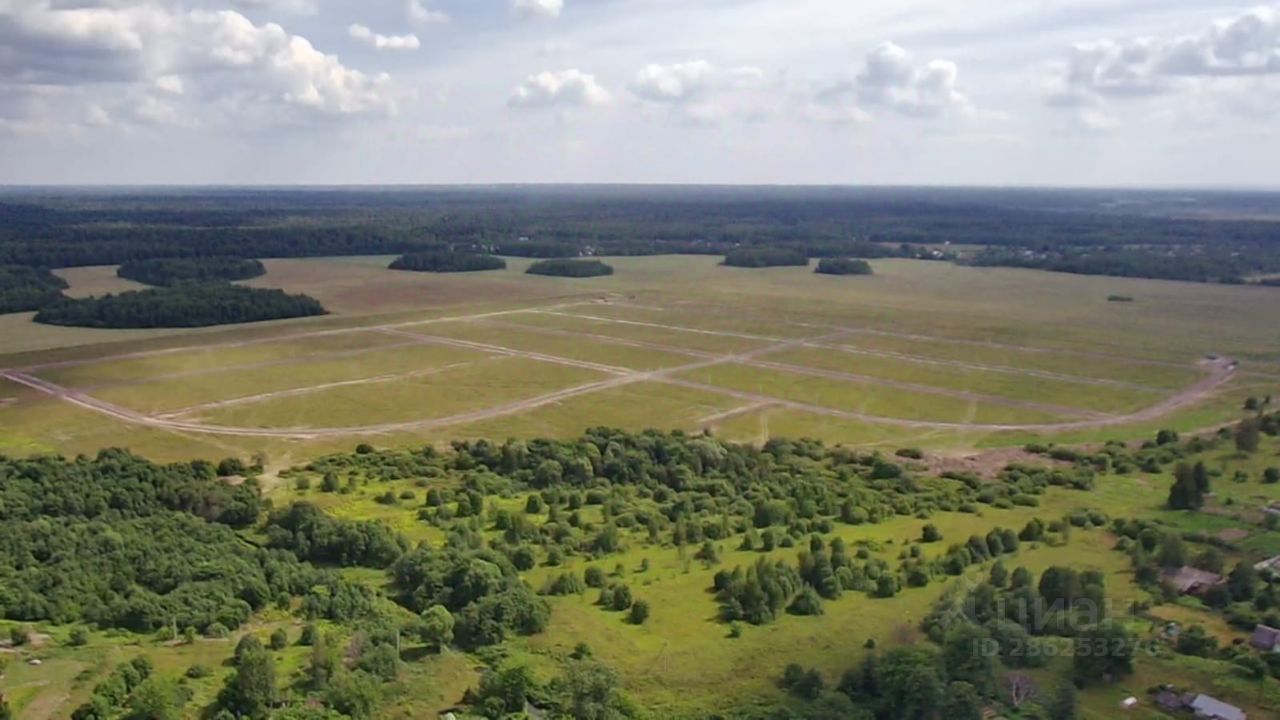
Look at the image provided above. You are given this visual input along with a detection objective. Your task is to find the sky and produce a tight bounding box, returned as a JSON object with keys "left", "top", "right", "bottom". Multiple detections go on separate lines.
{"left": 1, "top": 0, "right": 1278, "bottom": 186}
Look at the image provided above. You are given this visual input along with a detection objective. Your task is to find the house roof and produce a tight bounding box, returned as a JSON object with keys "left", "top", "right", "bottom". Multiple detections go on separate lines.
{"left": 1250, "top": 624, "right": 1280, "bottom": 650}
{"left": 1190, "top": 694, "right": 1246, "bottom": 720}
{"left": 1162, "top": 566, "right": 1223, "bottom": 594}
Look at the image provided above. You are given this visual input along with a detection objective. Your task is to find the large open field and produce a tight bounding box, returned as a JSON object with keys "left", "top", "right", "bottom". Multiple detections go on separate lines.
{"left": 2, "top": 255, "right": 1278, "bottom": 462}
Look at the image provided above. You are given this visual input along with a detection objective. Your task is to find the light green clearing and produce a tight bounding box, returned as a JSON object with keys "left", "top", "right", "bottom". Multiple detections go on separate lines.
{"left": 35, "top": 330, "right": 408, "bottom": 387}
{"left": 673, "top": 362, "right": 1071, "bottom": 425}
{"left": 421, "top": 320, "right": 702, "bottom": 370}
{"left": 193, "top": 358, "right": 607, "bottom": 428}
{"left": 91, "top": 343, "right": 490, "bottom": 415}
{"left": 770, "top": 346, "right": 1162, "bottom": 414}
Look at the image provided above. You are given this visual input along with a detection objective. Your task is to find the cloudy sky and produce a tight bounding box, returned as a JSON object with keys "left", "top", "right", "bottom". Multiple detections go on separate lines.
{"left": 2, "top": 0, "right": 1278, "bottom": 186}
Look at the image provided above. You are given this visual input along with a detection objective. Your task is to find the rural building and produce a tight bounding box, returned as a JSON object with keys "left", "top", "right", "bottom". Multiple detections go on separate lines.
{"left": 1250, "top": 624, "right": 1280, "bottom": 652}
{"left": 1253, "top": 553, "right": 1280, "bottom": 575}
{"left": 1162, "top": 566, "right": 1224, "bottom": 596}
{"left": 1189, "top": 694, "right": 1246, "bottom": 720}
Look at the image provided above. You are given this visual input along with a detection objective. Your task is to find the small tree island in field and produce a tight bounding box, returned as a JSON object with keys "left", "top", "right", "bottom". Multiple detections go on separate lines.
{"left": 0, "top": 265, "right": 69, "bottom": 314}
{"left": 117, "top": 257, "right": 267, "bottom": 286}
{"left": 34, "top": 284, "right": 327, "bottom": 329}
{"left": 526, "top": 259, "right": 614, "bottom": 278}
{"left": 389, "top": 251, "right": 507, "bottom": 273}
{"left": 815, "top": 258, "right": 874, "bottom": 276}
{"left": 722, "top": 248, "right": 809, "bottom": 268}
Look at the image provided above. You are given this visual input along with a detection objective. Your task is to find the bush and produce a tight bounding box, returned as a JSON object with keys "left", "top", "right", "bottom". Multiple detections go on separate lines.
{"left": 629, "top": 600, "right": 651, "bottom": 625}
{"left": 269, "top": 628, "right": 288, "bottom": 650}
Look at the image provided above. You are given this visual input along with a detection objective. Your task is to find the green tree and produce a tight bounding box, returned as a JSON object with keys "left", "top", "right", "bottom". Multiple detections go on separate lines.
{"left": 269, "top": 629, "right": 288, "bottom": 651}
{"left": 1072, "top": 621, "right": 1135, "bottom": 685}
{"left": 943, "top": 681, "right": 983, "bottom": 720}
{"left": 550, "top": 658, "right": 635, "bottom": 720}
{"left": 125, "top": 678, "right": 180, "bottom": 720}
{"left": 219, "top": 645, "right": 276, "bottom": 719}
{"left": 942, "top": 623, "right": 997, "bottom": 695}
{"left": 628, "top": 600, "right": 650, "bottom": 625}
{"left": 878, "top": 647, "right": 944, "bottom": 720}
{"left": 325, "top": 671, "right": 381, "bottom": 720}
{"left": 921, "top": 524, "right": 942, "bottom": 542}
{"left": 1228, "top": 561, "right": 1258, "bottom": 601}
{"left": 1236, "top": 419, "right": 1261, "bottom": 454}
{"left": 1047, "top": 682, "right": 1078, "bottom": 720}
{"left": 419, "top": 605, "right": 455, "bottom": 653}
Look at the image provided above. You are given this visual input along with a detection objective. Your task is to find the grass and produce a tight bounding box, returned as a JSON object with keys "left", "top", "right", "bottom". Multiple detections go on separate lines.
{"left": 195, "top": 358, "right": 607, "bottom": 429}
{"left": 674, "top": 362, "right": 1072, "bottom": 425}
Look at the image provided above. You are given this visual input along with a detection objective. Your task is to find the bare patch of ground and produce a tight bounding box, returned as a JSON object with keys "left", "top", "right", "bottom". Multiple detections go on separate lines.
{"left": 923, "top": 448, "right": 1070, "bottom": 479}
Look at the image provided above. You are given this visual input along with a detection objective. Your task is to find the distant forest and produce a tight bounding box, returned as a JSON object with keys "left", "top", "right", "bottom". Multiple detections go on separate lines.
{"left": 34, "top": 284, "right": 327, "bottom": 329}
{"left": 0, "top": 265, "right": 68, "bottom": 314}
{"left": 723, "top": 248, "right": 809, "bottom": 268}
{"left": 1, "top": 187, "right": 1279, "bottom": 284}
{"left": 117, "top": 256, "right": 266, "bottom": 286}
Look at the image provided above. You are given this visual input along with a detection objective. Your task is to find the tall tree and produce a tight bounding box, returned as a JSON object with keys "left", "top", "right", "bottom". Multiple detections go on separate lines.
{"left": 220, "top": 646, "right": 277, "bottom": 719}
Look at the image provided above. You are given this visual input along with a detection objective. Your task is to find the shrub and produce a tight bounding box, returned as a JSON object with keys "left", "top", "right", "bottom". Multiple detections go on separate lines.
{"left": 629, "top": 600, "right": 651, "bottom": 625}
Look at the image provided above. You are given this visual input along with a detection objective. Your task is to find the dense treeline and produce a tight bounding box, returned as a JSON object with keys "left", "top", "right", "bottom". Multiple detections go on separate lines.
{"left": 723, "top": 248, "right": 809, "bottom": 268}
{"left": 815, "top": 258, "right": 873, "bottom": 276}
{"left": 117, "top": 256, "right": 266, "bottom": 286}
{"left": 34, "top": 284, "right": 327, "bottom": 328}
{"left": 388, "top": 251, "right": 506, "bottom": 273}
{"left": 968, "top": 245, "right": 1280, "bottom": 284}
{"left": 5, "top": 188, "right": 1276, "bottom": 271}
{"left": 0, "top": 264, "right": 67, "bottom": 314}
{"left": 526, "top": 259, "right": 615, "bottom": 277}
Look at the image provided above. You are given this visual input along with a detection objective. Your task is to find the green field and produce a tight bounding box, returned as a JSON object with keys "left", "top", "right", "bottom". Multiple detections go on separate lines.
{"left": 2, "top": 255, "right": 1277, "bottom": 462}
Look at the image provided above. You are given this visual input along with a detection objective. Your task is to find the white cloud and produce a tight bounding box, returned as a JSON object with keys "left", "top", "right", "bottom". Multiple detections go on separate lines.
{"left": 1046, "top": 5, "right": 1280, "bottom": 107}
{"left": 509, "top": 68, "right": 610, "bottom": 108}
{"left": 629, "top": 60, "right": 772, "bottom": 125}
{"left": 405, "top": 0, "right": 447, "bottom": 25}
{"left": 816, "top": 42, "right": 970, "bottom": 119}
{"left": 631, "top": 61, "right": 715, "bottom": 103}
{"left": 513, "top": 0, "right": 564, "bottom": 20}
{"left": 348, "top": 24, "right": 420, "bottom": 52}
{"left": 0, "top": 2, "right": 397, "bottom": 126}
{"left": 229, "top": 0, "right": 317, "bottom": 15}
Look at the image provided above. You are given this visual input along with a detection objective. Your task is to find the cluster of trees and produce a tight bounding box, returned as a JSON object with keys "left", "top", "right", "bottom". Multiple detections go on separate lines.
{"left": 722, "top": 248, "right": 809, "bottom": 268}
{"left": 388, "top": 251, "right": 507, "bottom": 273}
{"left": 526, "top": 259, "right": 614, "bottom": 278}
{"left": 266, "top": 502, "right": 409, "bottom": 568}
{"left": 70, "top": 656, "right": 160, "bottom": 720}
{"left": 116, "top": 256, "right": 266, "bottom": 286}
{"left": 780, "top": 640, "right": 1081, "bottom": 720}
{"left": 815, "top": 258, "right": 873, "bottom": 276}
{"left": 0, "top": 450, "right": 368, "bottom": 634}
{"left": 34, "top": 284, "right": 327, "bottom": 328}
{"left": 463, "top": 653, "right": 640, "bottom": 719}
{"left": 391, "top": 545, "right": 550, "bottom": 650}
{"left": 0, "top": 264, "right": 67, "bottom": 314}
